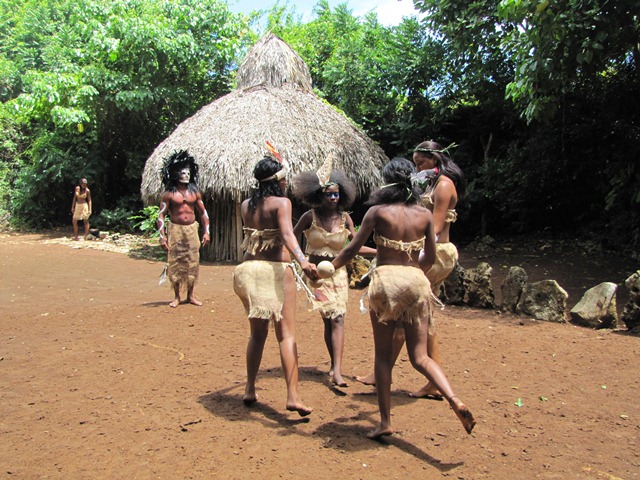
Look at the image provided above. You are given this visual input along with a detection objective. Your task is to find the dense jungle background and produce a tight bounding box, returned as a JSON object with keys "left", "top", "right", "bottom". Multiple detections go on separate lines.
{"left": 1, "top": 0, "right": 639, "bottom": 252}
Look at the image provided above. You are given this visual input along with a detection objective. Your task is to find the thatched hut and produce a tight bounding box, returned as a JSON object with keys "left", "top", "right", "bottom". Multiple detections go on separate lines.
{"left": 141, "top": 33, "right": 388, "bottom": 261}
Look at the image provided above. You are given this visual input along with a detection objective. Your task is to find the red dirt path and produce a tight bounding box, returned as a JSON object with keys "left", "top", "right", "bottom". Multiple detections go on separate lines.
{"left": 1, "top": 232, "right": 638, "bottom": 479}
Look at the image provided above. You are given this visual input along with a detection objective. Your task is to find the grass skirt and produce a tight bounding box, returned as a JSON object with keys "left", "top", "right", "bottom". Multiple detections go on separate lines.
{"left": 426, "top": 242, "right": 458, "bottom": 294}
{"left": 167, "top": 222, "right": 200, "bottom": 292}
{"left": 305, "top": 265, "right": 349, "bottom": 319}
{"left": 233, "top": 260, "right": 289, "bottom": 322}
{"left": 369, "top": 265, "right": 433, "bottom": 332}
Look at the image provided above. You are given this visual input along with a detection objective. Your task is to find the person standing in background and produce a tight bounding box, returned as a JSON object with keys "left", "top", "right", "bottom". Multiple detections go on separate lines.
{"left": 71, "top": 178, "right": 92, "bottom": 241}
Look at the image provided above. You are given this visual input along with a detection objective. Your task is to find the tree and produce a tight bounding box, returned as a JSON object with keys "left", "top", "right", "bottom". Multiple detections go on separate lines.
{"left": 0, "top": 0, "right": 249, "bottom": 226}
{"left": 412, "top": 0, "right": 640, "bottom": 246}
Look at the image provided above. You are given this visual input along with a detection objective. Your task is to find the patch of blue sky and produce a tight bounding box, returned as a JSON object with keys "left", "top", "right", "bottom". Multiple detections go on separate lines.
{"left": 227, "top": 0, "right": 422, "bottom": 26}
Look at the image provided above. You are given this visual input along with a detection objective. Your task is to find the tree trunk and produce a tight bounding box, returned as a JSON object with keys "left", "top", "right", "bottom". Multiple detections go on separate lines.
{"left": 479, "top": 132, "right": 493, "bottom": 237}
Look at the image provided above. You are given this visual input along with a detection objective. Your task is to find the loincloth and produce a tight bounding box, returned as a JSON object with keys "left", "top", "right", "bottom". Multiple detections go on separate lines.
{"left": 233, "top": 260, "right": 290, "bottom": 322}
{"left": 167, "top": 222, "right": 200, "bottom": 291}
{"left": 73, "top": 203, "right": 90, "bottom": 221}
{"left": 368, "top": 265, "right": 432, "bottom": 330}
{"left": 426, "top": 242, "right": 458, "bottom": 294}
{"left": 305, "top": 265, "right": 349, "bottom": 319}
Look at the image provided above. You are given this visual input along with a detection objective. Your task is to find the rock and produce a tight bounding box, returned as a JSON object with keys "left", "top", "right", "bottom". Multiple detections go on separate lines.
{"left": 516, "top": 280, "right": 568, "bottom": 323}
{"left": 463, "top": 262, "right": 495, "bottom": 308}
{"left": 467, "top": 235, "right": 497, "bottom": 252}
{"left": 442, "top": 262, "right": 466, "bottom": 305}
{"left": 501, "top": 266, "right": 528, "bottom": 313}
{"left": 569, "top": 282, "right": 618, "bottom": 329}
{"left": 621, "top": 270, "right": 640, "bottom": 331}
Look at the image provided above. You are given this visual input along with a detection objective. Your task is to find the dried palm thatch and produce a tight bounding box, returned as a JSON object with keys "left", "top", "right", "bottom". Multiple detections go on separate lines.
{"left": 141, "top": 33, "right": 388, "bottom": 261}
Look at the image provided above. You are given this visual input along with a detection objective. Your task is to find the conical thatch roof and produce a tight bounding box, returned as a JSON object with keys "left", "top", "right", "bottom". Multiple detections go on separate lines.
{"left": 141, "top": 33, "right": 387, "bottom": 205}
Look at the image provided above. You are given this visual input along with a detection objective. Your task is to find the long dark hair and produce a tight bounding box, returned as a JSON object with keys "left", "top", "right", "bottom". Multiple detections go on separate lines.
{"left": 414, "top": 140, "right": 466, "bottom": 199}
{"left": 292, "top": 169, "right": 357, "bottom": 209}
{"left": 248, "top": 157, "right": 286, "bottom": 211}
{"left": 366, "top": 157, "right": 421, "bottom": 206}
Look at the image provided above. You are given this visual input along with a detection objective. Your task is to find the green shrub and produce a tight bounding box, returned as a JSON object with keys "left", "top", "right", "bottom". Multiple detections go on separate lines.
{"left": 93, "top": 207, "right": 135, "bottom": 233}
{"left": 128, "top": 205, "right": 160, "bottom": 237}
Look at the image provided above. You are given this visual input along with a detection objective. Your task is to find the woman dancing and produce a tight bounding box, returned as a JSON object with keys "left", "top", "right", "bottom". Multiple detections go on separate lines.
{"left": 292, "top": 164, "right": 375, "bottom": 387}
{"left": 331, "top": 157, "right": 475, "bottom": 439}
{"left": 409, "top": 140, "right": 466, "bottom": 398}
{"left": 356, "top": 141, "right": 466, "bottom": 400}
{"left": 233, "top": 157, "right": 317, "bottom": 416}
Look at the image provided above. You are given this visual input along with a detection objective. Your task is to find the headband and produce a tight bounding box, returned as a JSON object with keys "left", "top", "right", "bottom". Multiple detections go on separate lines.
{"left": 260, "top": 168, "right": 287, "bottom": 182}
{"left": 413, "top": 142, "right": 458, "bottom": 156}
{"left": 381, "top": 182, "right": 413, "bottom": 202}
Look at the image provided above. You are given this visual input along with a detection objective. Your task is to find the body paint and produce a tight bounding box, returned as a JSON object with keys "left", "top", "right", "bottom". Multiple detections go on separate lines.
{"left": 201, "top": 206, "right": 210, "bottom": 235}
{"left": 158, "top": 202, "right": 167, "bottom": 239}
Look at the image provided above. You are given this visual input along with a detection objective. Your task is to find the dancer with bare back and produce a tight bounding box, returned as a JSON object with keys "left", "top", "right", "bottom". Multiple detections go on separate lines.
{"left": 157, "top": 150, "right": 210, "bottom": 307}
{"left": 355, "top": 141, "right": 466, "bottom": 400}
{"left": 233, "top": 154, "right": 318, "bottom": 416}
{"left": 331, "top": 158, "right": 475, "bottom": 439}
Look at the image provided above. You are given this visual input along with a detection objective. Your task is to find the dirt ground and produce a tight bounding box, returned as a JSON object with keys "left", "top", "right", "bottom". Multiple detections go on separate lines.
{"left": 1, "top": 231, "right": 639, "bottom": 479}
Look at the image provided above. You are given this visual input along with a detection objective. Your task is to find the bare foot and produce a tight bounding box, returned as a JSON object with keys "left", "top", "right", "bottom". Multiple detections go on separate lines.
{"left": 242, "top": 394, "right": 258, "bottom": 406}
{"left": 286, "top": 402, "right": 313, "bottom": 417}
{"left": 355, "top": 373, "right": 375, "bottom": 386}
{"left": 188, "top": 297, "right": 202, "bottom": 306}
{"left": 74, "top": 237, "right": 79, "bottom": 241}
{"left": 367, "top": 424, "right": 393, "bottom": 440}
{"left": 409, "top": 383, "right": 443, "bottom": 399}
{"left": 169, "top": 298, "right": 180, "bottom": 308}
{"left": 331, "top": 374, "right": 348, "bottom": 388}
{"left": 449, "top": 396, "right": 476, "bottom": 434}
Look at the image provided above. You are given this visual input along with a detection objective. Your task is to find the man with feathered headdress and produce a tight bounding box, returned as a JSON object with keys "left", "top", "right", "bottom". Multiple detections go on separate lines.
{"left": 157, "top": 150, "right": 211, "bottom": 307}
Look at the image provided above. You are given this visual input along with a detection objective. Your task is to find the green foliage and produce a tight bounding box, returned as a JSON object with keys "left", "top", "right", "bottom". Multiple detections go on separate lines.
{"left": 128, "top": 205, "right": 160, "bottom": 237}
{"left": 497, "top": 0, "right": 639, "bottom": 123}
{"left": 93, "top": 207, "right": 135, "bottom": 233}
{"left": 1, "top": 0, "right": 638, "bottom": 250}
{"left": 0, "top": 0, "right": 250, "bottom": 228}
{"left": 411, "top": 0, "right": 640, "bottom": 247}
{"left": 278, "top": 2, "right": 445, "bottom": 155}
{"left": 414, "top": 0, "right": 640, "bottom": 124}
{"left": 0, "top": 103, "right": 25, "bottom": 220}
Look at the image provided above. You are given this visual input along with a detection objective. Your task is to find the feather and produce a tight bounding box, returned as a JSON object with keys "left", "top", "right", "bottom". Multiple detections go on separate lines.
{"left": 265, "top": 141, "right": 283, "bottom": 163}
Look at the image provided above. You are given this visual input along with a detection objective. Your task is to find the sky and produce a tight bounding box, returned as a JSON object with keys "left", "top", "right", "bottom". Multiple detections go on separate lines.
{"left": 227, "top": 0, "right": 421, "bottom": 26}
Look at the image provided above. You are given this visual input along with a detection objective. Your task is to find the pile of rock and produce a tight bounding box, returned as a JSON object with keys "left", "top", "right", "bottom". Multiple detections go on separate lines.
{"left": 345, "top": 255, "right": 640, "bottom": 332}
